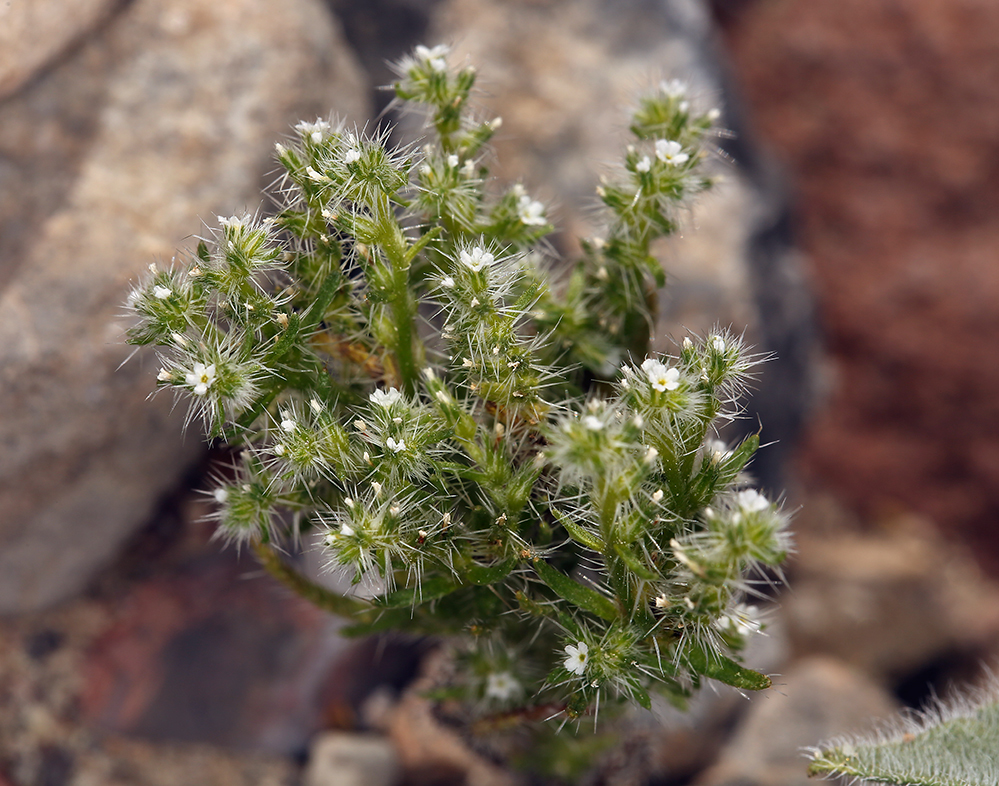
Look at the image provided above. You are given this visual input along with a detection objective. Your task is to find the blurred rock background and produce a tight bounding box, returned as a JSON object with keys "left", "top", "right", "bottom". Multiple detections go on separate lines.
{"left": 1, "top": 0, "right": 998, "bottom": 784}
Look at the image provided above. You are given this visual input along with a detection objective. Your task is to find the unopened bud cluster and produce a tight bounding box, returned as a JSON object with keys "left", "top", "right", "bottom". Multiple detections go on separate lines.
{"left": 126, "top": 45, "right": 789, "bottom": 727}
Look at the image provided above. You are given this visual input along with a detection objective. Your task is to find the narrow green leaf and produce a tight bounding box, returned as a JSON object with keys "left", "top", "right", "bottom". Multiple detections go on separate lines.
{"left": 464, "top": 557, "right": 516, "bottom": 586}
{"left": 376, "top": 576, "right": 457, "bottom": 608}
{"left": 532, "top": 558, "right": 618, "bottom": 622}
{"left": 631, "top": 683, "right": 652, "bottom": 711}
{"left": 686, "top": 643, "right": 771, "bottom": 691}
{"left": 612, "top": 540, "right": 659, "bottom": 581}
{"left": 552, "top": 508, "right": 605, "bottom": 552}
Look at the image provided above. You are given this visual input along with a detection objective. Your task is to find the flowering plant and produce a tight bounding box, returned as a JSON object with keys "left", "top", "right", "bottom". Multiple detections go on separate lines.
{"left": 125, "top": 44, "right": 789, "bottom": 732}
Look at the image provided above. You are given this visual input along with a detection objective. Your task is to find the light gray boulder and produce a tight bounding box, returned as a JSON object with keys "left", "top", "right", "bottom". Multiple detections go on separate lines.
{"left": 694, "top": 656, "right": 899, "bottom": 786}
{"left": 0, "top": 0, "right": 369, "bottom": 613}
{"left": 0, "top": 0, "right": 121, "bottom": 100}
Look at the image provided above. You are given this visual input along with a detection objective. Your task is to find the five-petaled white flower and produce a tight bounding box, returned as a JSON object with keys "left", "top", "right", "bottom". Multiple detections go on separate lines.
{"left": 344, "top": 148, "right": 361, "bottom": 164}
{"left": 736, "top": 489, "right": 770, "bottom": 513}
{"left": 386, "top": 436, "right": 406, "bottom": 453}
{"left": 459, "top": 246, "right": 494, "bottom": 272}
{"left": 635, "top": 155, "right": 651, "bottom": 173}
{"left": 517, "top": 195, "right": 547, "bottom": 226}
{"left": 660, "top": 78, "right": 688, "bottom": 98}
{"left": 296, "top": 118, "right": 330, "bottom": 145}
{"left": 370, "top": 387, "right": 403, "bottom": 407}
{"left": 485, "top": 671, "right": 522, "bottom": 701}
{"left": 152, "top": 285, "right": 171, "bottom": 299}
{"left": 415, "top": 44, "right": 449, "bottom": 73}
{"left": 185, "top": 362, "right": 216, "bottom": 396}
{"left": 564, "top": 642, "right": 589, "bottom": 676}
{"left": 655, "top": 139, "right": 689, "bottom": 166}
{"left": 641, "top": 358, "right": 680, "bottom": 392}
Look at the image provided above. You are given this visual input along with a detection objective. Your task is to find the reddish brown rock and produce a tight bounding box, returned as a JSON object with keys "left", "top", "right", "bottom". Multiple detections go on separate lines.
{"left": 718, "top": 0, "right": 999, "bottom": 569}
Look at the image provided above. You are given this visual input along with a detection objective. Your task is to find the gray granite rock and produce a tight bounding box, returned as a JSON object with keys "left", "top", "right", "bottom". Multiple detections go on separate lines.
{"left": 694, "top": 656, "right": 899, "bottom": 786}
{"left": 0, "top": 0, "right": 369, "bottom": 614}
{"left": 0, "top": 0, "right": 121, "bottom": 100}
{"left": 784, "top": 521, "right": 999, "bottom": 682}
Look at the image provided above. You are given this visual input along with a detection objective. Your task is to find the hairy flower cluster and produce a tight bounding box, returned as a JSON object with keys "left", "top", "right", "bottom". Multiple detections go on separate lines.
{"left": 126, "top": 45, "right": 789, "bottom": 732}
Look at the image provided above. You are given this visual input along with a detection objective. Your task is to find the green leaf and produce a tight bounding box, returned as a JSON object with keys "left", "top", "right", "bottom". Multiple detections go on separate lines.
{"left": 611, "top": 540, "right": 659, "bottom": 581}
{"left": 532, "top": 558, "right": 618, "bottom": 622}
{"left": 686, "top": 643, "right": 771, "bottom": 691}
{"left": 808, "top": 682, "right": 999, "bottom": 786}
{"left": 552, "top": 508, "right": 605, "bottom": 552}
{"left": 376, "top": 576, "right": 457, "bottom": 608}
{"left": 463, "top": 557, "right": 516, "bottom": 586}
{"left": 631, "top": 683, "right": 652, "bottom": 711}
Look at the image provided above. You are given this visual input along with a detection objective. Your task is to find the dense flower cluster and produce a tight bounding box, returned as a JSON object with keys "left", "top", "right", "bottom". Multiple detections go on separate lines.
{"left": 126, "top": 45, "right": 789, "bottom": 728}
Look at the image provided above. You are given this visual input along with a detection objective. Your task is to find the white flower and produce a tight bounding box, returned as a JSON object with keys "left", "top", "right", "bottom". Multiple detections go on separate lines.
{"left": 655, "top": 139, "right": 689, "bottom": 166}
{"left": 185, "top": 362, "right": 216, "bottom": 396}
{"left": 280, "top": 417, "right": 296, "bottom": 433}
{"left": 213, "top": 488, "right": 229, "bottom": 504}
{"left": 344, "top": 148, "right": 361, "bottom": 164}
{"left": 641, "top": 358, "right": 680, "bottom": 392}
{"left": 485, "top": 671, "right": 522, "bottom": 701}
{"left": 652, "top": 489, "right": 664, "bottom": 503}
{"left": 370, "top": 387, "right": 403, "bottom": 407}
{"left": 152, "top": 285, "right": 171, "bottom": 299}
{"left": 157, "top": 368, "right": 172, "bottom": 382}
{"left": 447, "top": 154, "right": 459, "bottom": 168}
{"left": 716, "top": 604, "right": 762, "bottom": 637}
{"left": 517, "top": 195, "right": 547, "bottom": 226}
{"left": 339, "top": 522, "right": 355, "bottom": 537}
{"left": 635, "top": 155, "right": 651, "bottom": 173}
{"left": 661, "top": 78, "right": 687, "bottom": 98}
{"left": 386, "top": 436, "right": 406, "bottom": 453}
{"left": 582, "top": 415, "right": 604, "bottom": 431}
{"left": 706, "top": 439, "right": 731, "bottom": 463}
{"left": 711, "top": 335, "right": 726, "bottom": 353}
{"left": 563, "top": 642, "right": 589, "bottom": 676}
{"left": 459, "top": 246, "right": 494, "bottom": 272}
{"left": 415, "top": 44, "right": 449, "bottom": 72}
{"left": 440, "top": 275, "right": 455, "bottom": 288}
{"left": 296, "top": 118, "right": 330, "bottom": 143}
{"left": 736, "top": 489, "right": 770, "bottom": 513}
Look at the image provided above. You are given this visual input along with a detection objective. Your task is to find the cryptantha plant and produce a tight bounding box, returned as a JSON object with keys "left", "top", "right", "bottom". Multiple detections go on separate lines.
{"left": 125, "top": 44, "right": 790, "bottom": 727}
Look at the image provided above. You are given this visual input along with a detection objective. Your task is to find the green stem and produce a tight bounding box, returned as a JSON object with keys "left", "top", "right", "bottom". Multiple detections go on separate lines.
{"left": 252, "top": 541, "right": 375, "bottom": 620}
{"left": 375, "top": 195, "right": 422, "bottom": 394}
